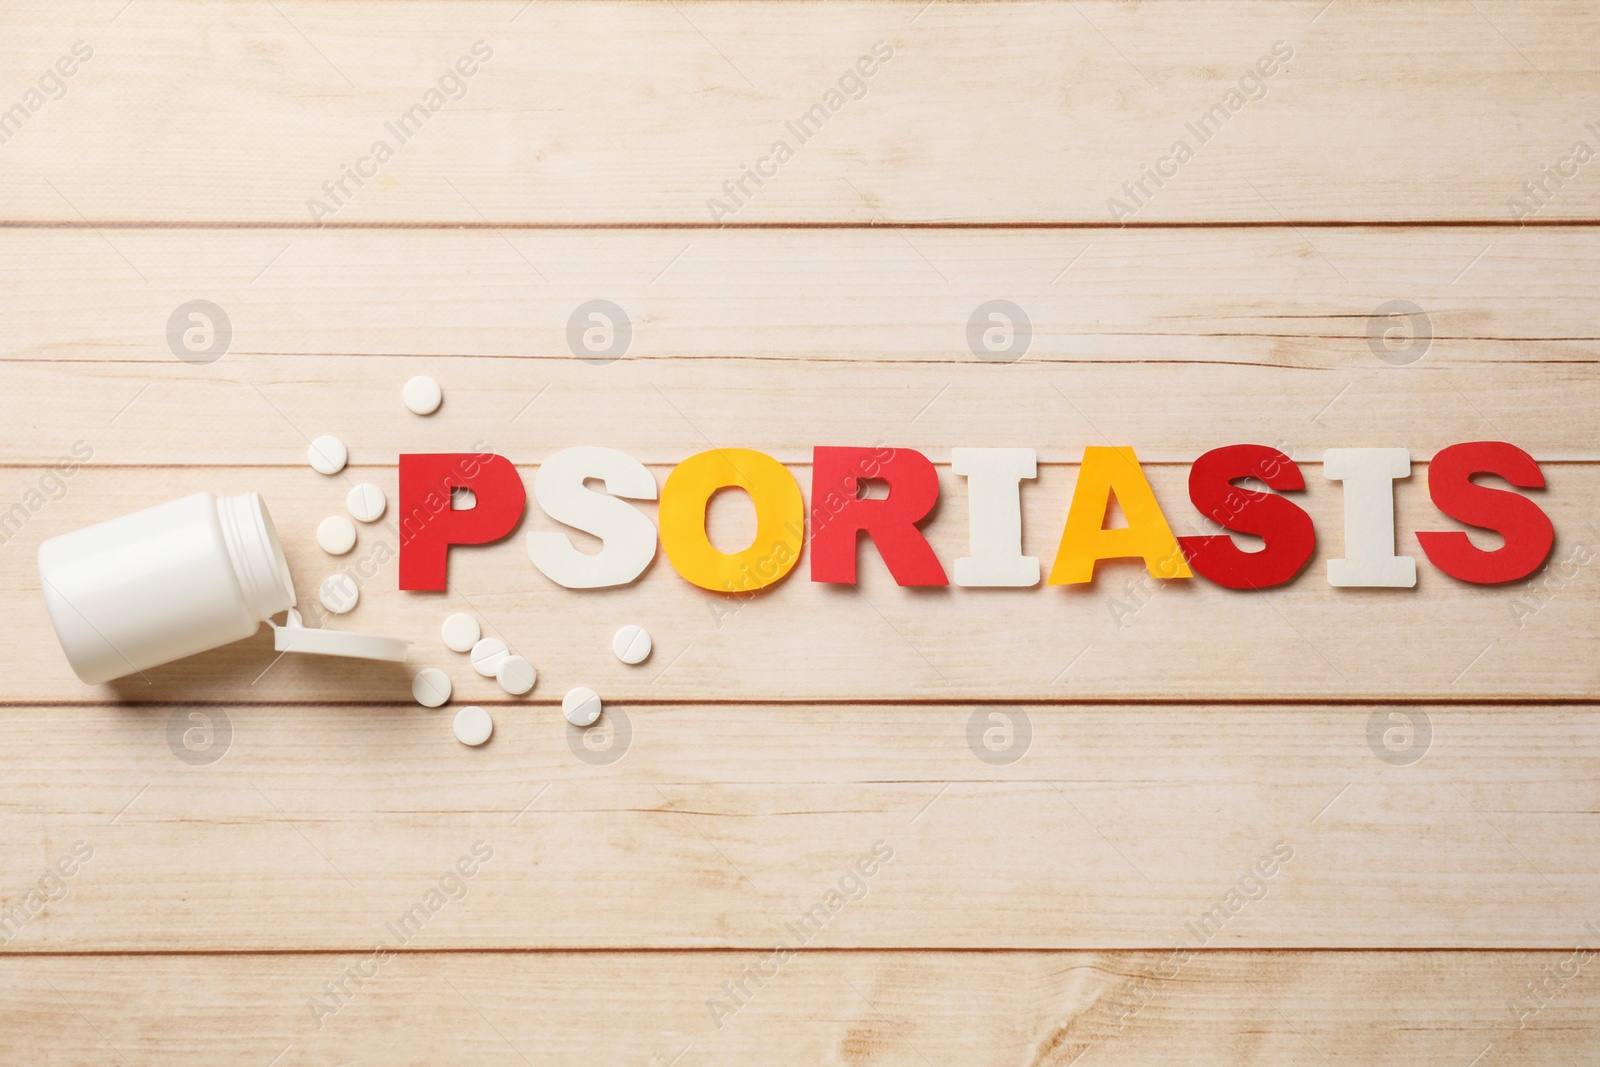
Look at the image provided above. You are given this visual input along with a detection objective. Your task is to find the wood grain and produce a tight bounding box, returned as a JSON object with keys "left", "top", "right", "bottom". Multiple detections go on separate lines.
{"left": 8, "top": 225, "right": 1600, "bottom": 363}
{"left": 1, "top": 1, "right": 1597, "bottom": 224}
{"left": 2, "top": 951, "right": 1593, "bottom": 1065}
{"left": 0, "top": 703, "right": 1594, "bottom": 950}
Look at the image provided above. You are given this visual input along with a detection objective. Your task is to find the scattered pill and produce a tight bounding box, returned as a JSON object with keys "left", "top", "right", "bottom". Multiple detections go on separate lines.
{"left": 319, "top": 573, "right": 359, "bottom": 614}
{"left": 612, "top": 624, "right": 652, "bottom": 665}
{"left": 403, "top": 375, "right": 443, "bottom": 415}
{"left": 453, "top": 705, "right": 493, "bottom": 746}
{"left": 308, "top": 435, "right": 348, "bottom": 475}
{"left": 563, "top": 686, "right": 602, "bottom": 727}
{"left": 496, "top": 655, "right": 537, "bottom": 695}
{"left": 316, "top": 515, "right": 356, "bottom": 556}
{"left": 346, "top": 482, "right": 387, "bottom": 522}
{"left": 412, "top": 668, "right": 452, "bottom": 708}
{"left": 441, "top": 612, "right": 480, "bottom": 653}
{"left": 470, "top": 637, "right": 511, "bottom": 677}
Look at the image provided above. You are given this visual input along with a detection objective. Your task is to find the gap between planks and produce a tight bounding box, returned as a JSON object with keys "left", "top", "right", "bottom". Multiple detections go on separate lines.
{"left": 4, "top": 220, "right": 1600, "bottom": 231}
{"left": 13, "top": 356, "right": 1600, "bottom": 364}
{"left": 8, "top": 697, "right": 1600, "bottom": 708}
{"left": 0, "top": 946, "right": 1579, "bottom": 957}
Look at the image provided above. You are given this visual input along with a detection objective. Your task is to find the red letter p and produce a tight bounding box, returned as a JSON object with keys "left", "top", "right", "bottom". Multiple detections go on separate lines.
{"left": 399, "top": 452, "right": 527, "bottom": 590}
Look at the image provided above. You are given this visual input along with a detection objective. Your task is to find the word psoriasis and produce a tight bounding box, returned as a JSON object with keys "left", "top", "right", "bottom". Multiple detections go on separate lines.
{"left": 395, "top": 442, "right": 1555, "bottom": 593}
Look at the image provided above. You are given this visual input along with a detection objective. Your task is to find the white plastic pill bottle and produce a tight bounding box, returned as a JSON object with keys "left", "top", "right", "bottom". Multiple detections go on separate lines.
{"left": 39, "top": 492, "right": 295, "bottom": 683}
{"left": 39, "top": 491, "right": 406, "bottom": 684}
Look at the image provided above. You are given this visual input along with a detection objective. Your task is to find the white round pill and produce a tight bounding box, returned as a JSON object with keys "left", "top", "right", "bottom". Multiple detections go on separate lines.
{"left": 316, "top": 515, "right": 356, "bottom": 556}
{"left": 612, "top": 624, "right": 652, "bottom": 665}
{"left": 470, "top": 637, "right": 511, "bottom": 677}
{"left": 412, "top": 668, "right": 452, "bottom": 708}
{"left": 308, "top": 435, "right": 348, "bottom": 475}
{"left": 318, "top": 573, "right": 359, "bottom": 614}
{"left": 403, "top": 375, "right": 443, "bottom": 415}
{"left": 346, "top": 482, "right": 387, "bottom": 522}
{"left": 441, "top": 612, "right": 480, "bottom": 653}
{"left": 562, "top": 686, "right": 602, "bottom": 727}
{"left": 453, "top": 705, "right": 493, "bottom": 746}
{"left": 496, "top": 655, "right": 536, "bottom": 695}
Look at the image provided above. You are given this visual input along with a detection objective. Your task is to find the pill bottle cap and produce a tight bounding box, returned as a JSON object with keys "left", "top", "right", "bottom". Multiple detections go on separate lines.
{"left": 269, "top": 608, "right": 409, "bottom": 662}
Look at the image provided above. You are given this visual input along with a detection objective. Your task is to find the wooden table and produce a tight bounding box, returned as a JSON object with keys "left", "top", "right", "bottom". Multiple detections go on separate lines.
{"left": 1, "top": 1, "right": 1597, "bottom": 1062}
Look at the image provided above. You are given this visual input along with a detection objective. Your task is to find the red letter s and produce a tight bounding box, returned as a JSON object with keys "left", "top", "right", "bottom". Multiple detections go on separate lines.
{"left": 1416, "top": 441, "right": 1552, "bottom": 584}
{"left": 1177, "top": 444, "right": 1315, "bottom": 589}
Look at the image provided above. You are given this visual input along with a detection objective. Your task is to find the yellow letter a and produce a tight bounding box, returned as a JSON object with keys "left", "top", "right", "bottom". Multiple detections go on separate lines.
{"left": 1048, "top": 446, "right": 1192, "bottom": 585}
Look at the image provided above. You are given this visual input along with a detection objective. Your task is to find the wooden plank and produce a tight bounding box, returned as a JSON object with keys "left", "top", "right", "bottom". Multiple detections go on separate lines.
{"left": 0, "top": 950, "right": 1593, "bottom": 1063}
{"left": 17, "top": 225, "right": 1596, "bottom": 366}
{"left": 0, "top": 703, "right": 1594, "bottom": 949}
{"left": 12, "top": 351, "right": 1596, "bottom": 468}
{"left": 2, "top": 2, "right": 1598, "bottom": 223}
{"left": 3, "top": 462, "right": 1596, "bottom": 703}
{"left": 2, "top": 226, "right": 1599, "bottom": 464}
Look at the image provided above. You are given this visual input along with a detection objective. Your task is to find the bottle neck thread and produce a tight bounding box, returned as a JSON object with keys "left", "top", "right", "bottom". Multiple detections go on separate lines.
{"left": 216, "top": 492, "right": 297, "bottom": 621}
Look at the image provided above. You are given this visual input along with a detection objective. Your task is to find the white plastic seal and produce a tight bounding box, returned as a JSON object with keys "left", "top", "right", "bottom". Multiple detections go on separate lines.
{"left": 38, "top": 491, "right": 409, "bottom": 684}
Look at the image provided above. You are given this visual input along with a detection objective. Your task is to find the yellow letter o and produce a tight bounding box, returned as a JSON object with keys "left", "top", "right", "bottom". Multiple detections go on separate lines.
{"left": 659, "top": 449, "right": 804, "bottom": 593}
